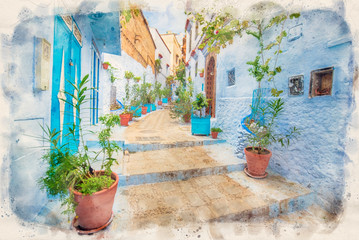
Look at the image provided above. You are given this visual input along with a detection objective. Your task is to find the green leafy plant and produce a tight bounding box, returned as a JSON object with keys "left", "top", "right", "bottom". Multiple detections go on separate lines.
{"left": 38, "top": 74, "right": 121, "bottom": 216}
{"left": 124, "top": 71, "right": 134, "bottom": 80}
{"left": 170, "top": 81, "right": 194, "bottom": 121}
{"left": 133, "top": 76, "right": 141, "bottom": 82}
{"left": 155, "top": 59, "right": 162, "bottom": 77}
{"left": 246, "top": 98, "right": 300, "bottom": 154}
{"left": 104, "top": 62, "right": 119, "bottom": 84}
{"left": 211, "top": 127, "right": 223, "bottom": 133}
{"left": 162, "top": 87, "right": 172, "bottom": 99}
{"left": 192, "top": 93, "right": 209, "bottom": 117}
{"left": 154, "top": 81, "right": 162, "bottom": 100}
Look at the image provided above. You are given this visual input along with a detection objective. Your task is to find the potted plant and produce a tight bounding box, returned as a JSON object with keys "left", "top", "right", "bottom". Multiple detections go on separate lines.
{"left": 120, "top": 106, "right": 131, "bottom": 126}
{"left": 124, "top": 70, "right": 134, "bottom": 80}
{"left": 191, "top": 93, "right": 210, "bottom": 135}
{"left": 199, "top": 69, "right": 204, "bottom": 78}
{"left": 139, "top": 81, "right": 152, "bottom": 114}
{"left": 39, "top": 75, "right": 121, "bottom": 233}
{"left": 133, "top": 76, "right": 141, "bottom": 83}
{"left": 103, "top": 61, "right": 109, "bottom": 70}
{"left": 130, "top": 85, "right": 142, "bottom": 117}
{"left": 210, "top": 127, "right": 222, "bottom": 139}
{"left": 170, "top": 82, "right": 193, "bottom": 123}
{"left": 244, "top": 98, "right": 300, "bottom": 178}
{"left": 162, "top": 87, "right": 171, "bottom": 104}
{"left": 154, "top": 81, "right": 163, "bottom": 106}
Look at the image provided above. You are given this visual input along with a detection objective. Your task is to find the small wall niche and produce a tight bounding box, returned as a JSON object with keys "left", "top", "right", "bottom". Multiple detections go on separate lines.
{"left": 289, "top": 75, "right": 304, "bottom": 96}
{"left": 309, "top": 67, "right": 334, "bottom": 98}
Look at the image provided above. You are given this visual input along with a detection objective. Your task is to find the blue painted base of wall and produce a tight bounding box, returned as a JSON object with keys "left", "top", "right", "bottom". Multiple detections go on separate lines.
{"left": 162, "top": 98, "right": 168, "bottom": 104}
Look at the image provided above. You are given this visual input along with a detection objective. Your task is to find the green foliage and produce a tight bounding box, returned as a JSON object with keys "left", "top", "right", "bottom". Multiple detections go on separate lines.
{"left": 192, "top": 93, "right": 209, "bottom": 117}
{"left": 154, "top": 81, "right": 162, "bottom": 100}
{"left": 175, "top": 62, "right": 186, "bottom": 85}
{"left": 155, "top": 59, "right": 162, "bottom": 76}
{"left": 162, "top": 87, "right": 172, "bottom": 99}
{"left": 170, "top": 81, "right": 193, "bottom": 121}
{"left": 38, "top": 74, "right": 121, "bottom": 216}
{"left": 124, "top": 71, "right": 134, "bottom": 80}
{"left": 211, "top": 127, "right": 223, "bottom": 133}
{"left": 247, "top": 98, "right": 300, "bottom": 154}
{"left": 133, "top": 76, "right": 141, "bottom": 82}
{"left": 139, "top": 81, "right": 153, "bottom": 104}
{"left": 105, "top": 62, "right": 119, "bottom": 84}
{"left": 78, "top": 174, "right": 114, "bottom": 195}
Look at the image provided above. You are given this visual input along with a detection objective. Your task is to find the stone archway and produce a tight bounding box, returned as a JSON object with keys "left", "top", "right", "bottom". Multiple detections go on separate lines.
{"left": 205, "top": 53, "right": 217, "bottom": 117}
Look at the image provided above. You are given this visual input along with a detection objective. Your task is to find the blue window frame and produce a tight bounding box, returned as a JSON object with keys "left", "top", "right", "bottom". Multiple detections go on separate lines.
{"left": 91, "top": 43, "right": 100, "bottom": 125}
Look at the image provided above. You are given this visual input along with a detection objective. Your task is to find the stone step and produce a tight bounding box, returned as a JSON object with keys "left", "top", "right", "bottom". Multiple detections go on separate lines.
{"left": 123, "top": 139, "right": 226, "bottom": 153}
{"left": 113, "top": 144, "right": 246, "bottom": 186}
{"left": 110, "top": 171, "right": 314, "bottom": 230}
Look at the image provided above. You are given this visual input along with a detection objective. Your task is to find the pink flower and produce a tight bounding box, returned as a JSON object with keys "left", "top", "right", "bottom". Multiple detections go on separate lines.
{"left": 214, "top": 30, "right": 219, "bottom": 35}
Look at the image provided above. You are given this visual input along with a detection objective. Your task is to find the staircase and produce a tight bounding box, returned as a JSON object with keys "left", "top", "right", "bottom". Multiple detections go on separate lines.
{"left": 109, "top": 109, "right": 314, "bottom": 230}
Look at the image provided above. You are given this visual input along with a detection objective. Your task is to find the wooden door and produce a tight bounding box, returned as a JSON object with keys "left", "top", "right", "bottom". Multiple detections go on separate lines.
{"left": 205, "top": 56, "right": 216, "bottom": 117}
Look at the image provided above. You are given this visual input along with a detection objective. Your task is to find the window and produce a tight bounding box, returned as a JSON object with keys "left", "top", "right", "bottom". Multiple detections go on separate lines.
{"left": 309, "top": 67, "right": 334, "bottom": 98}
{"left": 289, "top": 75, "right": 304, "bottom": 96}
{"left": 176, "top": 54, "right": 179, "bottom": 64}
{"left": 228, "top": 68, "right": 235, "bottom": 86}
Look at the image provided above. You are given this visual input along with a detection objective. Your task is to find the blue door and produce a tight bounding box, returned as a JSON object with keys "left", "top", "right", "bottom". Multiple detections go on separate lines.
{"left": 51, "top": 16, "right": 81, "bottom": 151}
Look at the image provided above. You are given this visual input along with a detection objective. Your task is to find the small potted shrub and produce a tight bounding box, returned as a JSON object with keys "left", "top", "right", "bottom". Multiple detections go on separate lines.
{"left": 120, "top": 106, "right": 131, "bottom": 126}
{"left": 103, "top": 61, "right": 109, "bottom": 70}
{"left": 170, "top": 83, "right": 193, "bottom": 123}
{"left": 210, "top": 127, "right": 222, "bottom": 139}
{"left": 133, "top": 76, "right": 141, "bottom": 83}
{"left": 199, "top": 69, "right": 204, "bottom": 78}
{"left": 124, "top": 71, "right": 134, "bottom": 80}
{"left": 39, "top": 75, "right": 121, "bottom": 233}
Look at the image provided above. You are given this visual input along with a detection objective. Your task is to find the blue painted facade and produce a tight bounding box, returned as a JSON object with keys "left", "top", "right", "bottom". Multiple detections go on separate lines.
{"left": 2, "top": 6, "right": 122, "bottom": 221}
{"left": 189, "top": 9, "right": 354, "bottom": 214}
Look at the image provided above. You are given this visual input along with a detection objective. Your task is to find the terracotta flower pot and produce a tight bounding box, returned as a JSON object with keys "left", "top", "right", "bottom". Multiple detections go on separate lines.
{"left": 141, "top": 106, "right": 148, "bottom": 115}
{"left": 199, "top": 72, "right": 204, "bottom": 78}
{"left": 244, "top": 147, "right": 272, "bottom": 178}
{"left": 183, "top": 113, "right": 191, "bottom": 123}
{"left": 72, "top": 171, "right": 119, "bottom": 230}
{"left": 129, "top": 113, "right": 133, "bottom": 121}
{"left": 102, "top": 63, "right": 109, "bottom": 70}
{"left": 120, "top": 113, "right": 131, "bottom": 126}
{"left": 211, "top": 132, "right": 218, "bottom": 139}
{"left": 158, "top": 100, "right": 162, "bottom": 106}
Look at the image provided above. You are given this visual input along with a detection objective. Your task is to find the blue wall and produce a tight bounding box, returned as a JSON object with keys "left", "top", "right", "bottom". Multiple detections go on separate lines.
{"left": 212, "top": 9, "right": 353, "bottom": 214}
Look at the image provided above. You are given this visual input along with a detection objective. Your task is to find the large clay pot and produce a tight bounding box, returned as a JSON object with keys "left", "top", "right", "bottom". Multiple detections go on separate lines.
{"left": 211, "top": 132, "right": 218, "bottom": 139}
{"left": 141, "top": 106, "right": 148, "bottom": 115}
{"left": 244, "top": 147, "right": 272, "bottom": 178}
{"left": 158, "top": 100, "right": 162, "bottom": 106}
{"left": 72, "top": 171, "right": 119, "bottom": 230}
{"left": 120, "top": 113, "right": 131, "bottom": 126}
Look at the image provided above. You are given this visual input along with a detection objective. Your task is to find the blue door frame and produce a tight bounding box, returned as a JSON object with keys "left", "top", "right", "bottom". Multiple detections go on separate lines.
{"left": 51, "top": 16, "right": 82, "bottom": 151}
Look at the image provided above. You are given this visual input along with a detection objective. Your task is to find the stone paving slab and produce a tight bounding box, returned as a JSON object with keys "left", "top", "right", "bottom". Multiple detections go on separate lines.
{"left": 109, "top": 172, "right": 314, "bottom": 230}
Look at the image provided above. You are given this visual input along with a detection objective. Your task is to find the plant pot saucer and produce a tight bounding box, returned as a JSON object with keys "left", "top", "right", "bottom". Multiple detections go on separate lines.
{"left": 72, "top": 212, "right": 114, "bottom": 235}
{"left": 244, "top": 167, "right": 268, "bottom": 179}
